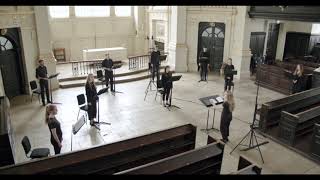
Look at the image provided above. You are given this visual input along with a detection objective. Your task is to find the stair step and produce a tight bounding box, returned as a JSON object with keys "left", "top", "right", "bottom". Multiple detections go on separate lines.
{"left": 59, "top": 69, "right": 168, "bottom": 89}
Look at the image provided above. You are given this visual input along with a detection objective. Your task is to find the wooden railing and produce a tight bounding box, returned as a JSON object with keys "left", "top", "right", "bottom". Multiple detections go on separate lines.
{"left": 128, "top": 55, "right": 150, "bottom": 70}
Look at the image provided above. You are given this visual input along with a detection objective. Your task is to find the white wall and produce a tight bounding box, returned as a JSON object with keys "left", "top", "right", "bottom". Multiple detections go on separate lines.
{"left": 50, "top": 17, "right": 137, "bottom": 61}
{"left": 0, "top": 6, "right": 39, "bottom": 94}
{"left": 275, "top": 21, "right": 313, "bottom": 60}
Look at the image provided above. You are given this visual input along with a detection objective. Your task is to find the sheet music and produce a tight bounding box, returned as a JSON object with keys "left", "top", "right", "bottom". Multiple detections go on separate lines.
{"left": 216, "top": 97, "right": 224, "bottom": 103}
{"left": 210, "top": 99, "right": 217, "bottom": 105}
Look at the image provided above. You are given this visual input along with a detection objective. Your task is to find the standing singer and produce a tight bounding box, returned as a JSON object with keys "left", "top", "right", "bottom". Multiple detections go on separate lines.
{"left": 161, "top": 66, "right": 173, "bottom": 107}
{"left": 85, "top": 74, "right": 98, "bottom": 126}
{"left": 102, "top": 54, "right": 114, "bottom": 92}
{"left": 36, "top": 59, "right": 51, "bottom": 106}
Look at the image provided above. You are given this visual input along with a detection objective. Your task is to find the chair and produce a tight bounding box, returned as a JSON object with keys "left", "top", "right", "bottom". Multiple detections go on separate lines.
{"left": 21, "top": 136, "right": 50, "bottom": 159}
{"left": 77, "top": 94, "right": 88, "bottom": 123}
{"left": 30, "top": 81, "right": 41, "bottom": 103}
{"left": 97, "top": 70, "right": 106, "bottom": 88}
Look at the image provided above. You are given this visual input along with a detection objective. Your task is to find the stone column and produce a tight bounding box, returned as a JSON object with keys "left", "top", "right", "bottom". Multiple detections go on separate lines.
{"left": 168, "top": 6, "right": 188, "bottom": 72}
{"left": 34, "top": 6, "right": 59, "bottom": 89}
{"left": 134, "top": 6, "right": 148, "bottom": 55}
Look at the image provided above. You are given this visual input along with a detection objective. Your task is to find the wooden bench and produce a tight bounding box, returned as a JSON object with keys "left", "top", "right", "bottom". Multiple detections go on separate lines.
{"left": 0, "top": 124, "right": 196, "bottom": 174}
{"left": 311, "top": 123, "right": 320, "bottom": 160}
{"left": 279, "top": 105, "right": 320, "bottom": 145}
{"left": 115, "top": 137, "right": 224, "bottom": 175}
{"left": 259, "top": 87, "right": 320, "bottom": 132}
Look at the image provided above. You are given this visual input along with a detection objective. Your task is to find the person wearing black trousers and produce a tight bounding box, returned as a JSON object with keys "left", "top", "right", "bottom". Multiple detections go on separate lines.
{"left": 102, "top": 54, "right": 114, "bottom": 92}
{"left": 45, "top": 104, "right": 63, "bottom": 155}
{"left": 224, "top": 58, "right": 235, "bottom": 91}
{"left": 220, "top": 91, "right": 235, "bottom": 143}
{"left": 161, "top": 66, "right": 173, "bottom": 107}
{"left": 199, "top": 48, "right": 210, "bottom": 81}
{"left": 36, "top": 59, "right": 51, "bottom": 106}
{"left": 85, "top": 74, "right": 98, "bottom": 126}
{"left": 292, "top": 64, "right": 305, "bottom": 94}
{"left": 150, "top": 47, "right": 161, "bottom": 82}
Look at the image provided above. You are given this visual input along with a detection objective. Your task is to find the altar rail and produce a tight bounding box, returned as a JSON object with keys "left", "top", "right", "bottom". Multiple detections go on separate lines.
{"left": 70, "top": 59, "right": 122, "bottom": 76}
{"left": 128, "top": 55, "right": 150, "bottom": 70}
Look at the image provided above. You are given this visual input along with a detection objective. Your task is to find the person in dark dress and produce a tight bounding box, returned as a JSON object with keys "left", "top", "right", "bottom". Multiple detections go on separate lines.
{"left": 220, "top": 91, "right": 235, "bottom": 143}
{"left": 250, "top": 54, "right": 257, "bottom": 76}
{"left": 199, "top": 48, "right": 210, "bottom": 81}
{"left": 85, "top": 74, "right": 98, "bottom": 126}
{"left": 161, "top": 66, "right": 173, "bottom": 107}
{"left": 292, "top": 64, "right": 305, "bottom": 94}
{"left": 224, "top": 58, "right": 235, "bottom": 91}
{"left": 36, "top": 59, "right": 51, "bottom": 106}
{"left": 150, "top": 47, "right": 161, "bottom": 82}
{"left": 45, "top": 104, "right": 63, "bottom": 155}
{"left": 102, "top": 54, "right": 114, "bottom": 91}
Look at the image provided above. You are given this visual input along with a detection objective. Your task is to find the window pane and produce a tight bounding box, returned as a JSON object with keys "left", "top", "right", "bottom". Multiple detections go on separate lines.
{"left": 49, "top": 6, "right": 69, "bottom": 18}
{"left": 75, "top": 6, "right": 110, "bottom": 17}
{"left": 115, "top": 6, "right": 131, "bottom": 17}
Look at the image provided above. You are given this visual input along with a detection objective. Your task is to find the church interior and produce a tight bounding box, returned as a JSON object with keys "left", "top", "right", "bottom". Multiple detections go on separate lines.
{"left": 0, "top": 6, "right": 320, "bottom": 174}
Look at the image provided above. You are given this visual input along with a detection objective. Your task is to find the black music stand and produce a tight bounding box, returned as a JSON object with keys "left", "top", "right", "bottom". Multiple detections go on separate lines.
{"left": 111, "top": 63, "right": 123, "bottom": 95}
{"left": 167, "top": 75, "right": 182, "bottom": 111}
{"left": 48, "top": 73, "right": 61, "bottom": 104}
{"left": 71, "top": 115, "right": 86, "bottom": 151}
{"left": 199, "top": 95, "right": 223, "bottom": 133}
{"left": 92, "top": 88, "right": 111, "bottom": 131}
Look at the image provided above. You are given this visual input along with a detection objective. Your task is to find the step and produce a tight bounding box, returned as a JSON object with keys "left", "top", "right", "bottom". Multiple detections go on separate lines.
{"left": 59, "top": 69, "right": 168, "bottom": 89}
{"left": 58, "top": 66, "right": 166, "bottom": 82}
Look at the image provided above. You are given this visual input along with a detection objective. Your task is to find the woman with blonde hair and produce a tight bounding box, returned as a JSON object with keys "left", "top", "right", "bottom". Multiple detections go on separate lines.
{"left": 220, "top": 90, "right": 235, "bottom": 143}
{"left": 85, "top": 73, "right": 98, "bottom": 126}
{"left": 45, "top": 104, "right": 63, "bottom": 154}
{"left": 292, "top": 64, "right": 305, "bottom": 94}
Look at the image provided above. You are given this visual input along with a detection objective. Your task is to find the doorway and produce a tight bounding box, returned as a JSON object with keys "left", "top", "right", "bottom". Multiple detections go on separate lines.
{"left": 250, "top": 32, "right": 266, "bottom": 58}
{"left": 0, "top": 28, "right": 26, "bottom": 99}
{"left": 197, "top": 22, "right": 225, "bottom": 72}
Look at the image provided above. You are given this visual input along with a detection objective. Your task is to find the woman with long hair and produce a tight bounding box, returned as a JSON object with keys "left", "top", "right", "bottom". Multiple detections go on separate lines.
{"left": 85, "top": 74, "right": 98, "bottom": 126}
{"left": 161, "top": 66, "right": 173, "bottom": 107}
{"left": 224, "top": 58, "right": 235, "bottom": 91}
{"left": 220, "top": 90, "right": 235, "bottom": 143}
{"left": 292, "top": 64, "right": 305, "bottom": 94}
{"left": 45, "top": 104, "right": 63, "bottom": 155}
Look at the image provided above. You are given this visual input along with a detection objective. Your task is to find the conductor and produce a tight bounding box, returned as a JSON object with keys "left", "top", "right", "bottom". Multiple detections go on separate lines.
{"left": 102, "top": 54, "right": 114, "bottom": 92}
{"left": 199, "top": 48, "right": 210, "bottom": 81}
{"left": 36, "top": 59, "right": 51, "bottom": 106}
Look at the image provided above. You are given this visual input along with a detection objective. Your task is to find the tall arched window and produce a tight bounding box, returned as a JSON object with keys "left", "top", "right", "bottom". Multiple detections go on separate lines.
{"left": 0, "top": 36, "right": 13, "bottom": 52}
{"left": 115, "top": 6, "right": 131, "bottom": 17}
{"left": 49, "top": 6, "right": 69, "bottom": 18}
{"left": 75, "top": 6, "right": 110, "bottom": 17}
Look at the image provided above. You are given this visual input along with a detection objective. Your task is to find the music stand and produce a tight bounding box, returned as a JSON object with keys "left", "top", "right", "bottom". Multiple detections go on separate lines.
{"left": 71, "top": 115, "right": 86, "bottom": 151}
{"left": 111, "top": 63, "right": 123, "bottom": 95}
{"left": 199, "top": 95, "right": 223, "bottom": 133}
{"left": 167, "top": 75, "right": 182, "bottom": 111}
{"left": 48, "top": 73, "right": 61, "bottom": 104}
{"left": 92, "top": 88, "right": 111, "bottom": 131}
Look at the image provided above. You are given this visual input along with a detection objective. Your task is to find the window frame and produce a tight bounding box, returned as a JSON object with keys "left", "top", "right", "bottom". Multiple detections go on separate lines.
{"left": 74, "top": 6, "right": 111, "bottom": 18}
{"left": 48, "top": 6, "right": 70, "bottom": 19}
{"left": 114, "top": 6, "right": 132, "bottom": 17}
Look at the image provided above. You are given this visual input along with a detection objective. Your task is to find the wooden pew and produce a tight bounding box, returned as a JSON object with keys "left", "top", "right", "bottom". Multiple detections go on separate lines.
{"left": 0, "top": 124, "right": 196, "bottom": 174}
{"left": 279, "top": 106, "right": 320, "bottom": 145}
{"left": 259, "top": 87, "right": 320, "bottom": 132}
{"left": 115, "top": 142, "right": 224, "bottom": 174}
{"left": 231, "top": 156, "right": 262, "bottom": 175}
{"left": 311, "top": 123, "right": 320, "bottom": 160}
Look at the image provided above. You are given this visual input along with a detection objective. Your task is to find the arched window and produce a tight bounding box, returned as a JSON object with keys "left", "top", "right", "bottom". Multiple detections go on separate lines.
{"left": 115, "top": 6, "right": 131, "bottom": 17}
{"left": 0, "top": 36, "right": 13, "bottom": 52}
{"left": 75, "top": 6, "right": 110, "bottom": 17}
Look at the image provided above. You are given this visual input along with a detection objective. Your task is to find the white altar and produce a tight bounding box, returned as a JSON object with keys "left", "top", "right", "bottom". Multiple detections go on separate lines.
{"left": 82, "top": 47, "right": 127, "bottom": 61}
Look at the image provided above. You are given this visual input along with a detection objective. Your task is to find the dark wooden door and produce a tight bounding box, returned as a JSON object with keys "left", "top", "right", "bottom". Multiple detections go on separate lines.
{"left": 283, "top": 32, "right": 310, "bottom": 59}
{"left": 266, "top": 23, "right": 280, "bottom": 60}
{"left": 250, "top": 32, "right": 266, "bottom": 57}
{"left": 0, "top": 28, "right": 25, "bottom": 99}
{"left": 197, "top": 22, "right": 225, "bottom": 72}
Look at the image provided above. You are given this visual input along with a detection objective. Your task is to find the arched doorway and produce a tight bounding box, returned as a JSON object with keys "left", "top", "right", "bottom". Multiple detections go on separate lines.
{"left": 197, "top": 22, "right": 225, "bottom": 72}
{"left": 0, "top": 28, "right": 26, "bottom": 99}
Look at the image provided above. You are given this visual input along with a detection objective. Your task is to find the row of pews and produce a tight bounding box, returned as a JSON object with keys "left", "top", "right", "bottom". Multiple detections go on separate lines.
{"left": 259, "top": 87, "right": 320, "bottom": 163}
{"left": 0, "top": 123, "right": 262, "bottom": 174}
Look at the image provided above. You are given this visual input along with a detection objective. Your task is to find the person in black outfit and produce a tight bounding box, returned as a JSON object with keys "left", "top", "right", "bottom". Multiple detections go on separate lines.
{"left": 220, "top": 91, "right": 235, "bottom": 143}
{"left": 199, "top": 48, "right": 210, "bottom": 81}
{"left": 292, "top": 64, "right": 305, "bottom": 94}
{"left": 45, "top": 104, "right": 63, "bottom": 155}
{"left": 36, "top": 60, "right": 51, "bottom": 106}
{"left": 224, "top": 58, "right": 235, "bottom": 91}
{"left": 250, "top": 54, "right": 257, "bottom": 76}
{"left": 150, "top": 47, "right": 161, "bottom": 82}
{"left": 161, "top": 66, "right": 173, "bottom": 107}
{"left": 102, "top": 54, "right": 114, "bottom": 91}
{"left": 85, "top": 74, "right": 98, "bottom": 126}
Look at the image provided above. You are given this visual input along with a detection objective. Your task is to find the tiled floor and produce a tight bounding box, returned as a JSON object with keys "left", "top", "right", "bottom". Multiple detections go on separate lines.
{"left": 9, "top": 72, "right": 320, "bottom": 174}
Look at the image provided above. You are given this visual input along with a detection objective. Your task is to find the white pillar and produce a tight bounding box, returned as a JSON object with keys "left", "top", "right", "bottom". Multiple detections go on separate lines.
{"left": 34, "top": 6, "right": 59, "bottom": 89}
{"left": 134, "top": 6, "right": 148, "bottom": 55}
{"left": 168, "top": 6, "right": 188, "bottom": 72}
